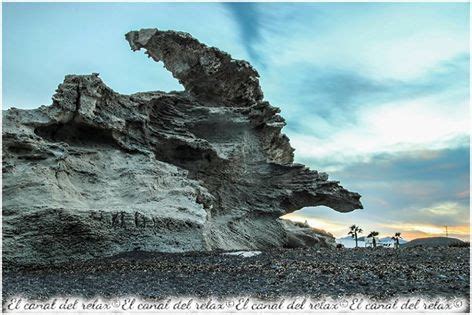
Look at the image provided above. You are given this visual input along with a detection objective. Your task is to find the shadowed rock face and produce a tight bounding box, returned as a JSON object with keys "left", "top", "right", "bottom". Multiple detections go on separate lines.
{"left": 2, "top": 29, "right": 362, "bottom": 266}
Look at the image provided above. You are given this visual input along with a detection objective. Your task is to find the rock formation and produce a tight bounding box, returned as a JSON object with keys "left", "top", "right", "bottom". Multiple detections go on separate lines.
{"left": 2, "top": 29, "right": 362, "bottom": 266}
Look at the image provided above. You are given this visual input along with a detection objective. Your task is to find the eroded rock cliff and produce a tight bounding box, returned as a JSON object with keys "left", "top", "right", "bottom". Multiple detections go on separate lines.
{"left": 2, "top": 29, "right": 362, "bottom": 266}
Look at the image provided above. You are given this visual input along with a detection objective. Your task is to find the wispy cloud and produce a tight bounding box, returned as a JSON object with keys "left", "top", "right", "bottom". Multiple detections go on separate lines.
{"left": 292, "top": 53, "right": 468, "bottom": 120}
{"left": 272, "top": 53, "right": 469, "bottom": 170}
{"left": 223, "top": 3, "right": 264, "bottom": 67}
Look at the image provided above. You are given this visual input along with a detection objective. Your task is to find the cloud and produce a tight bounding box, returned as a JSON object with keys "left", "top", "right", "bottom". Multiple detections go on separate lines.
{"left": 223, "top": 3, "right": 264, "bottom": 67}
{"left": 395, "top": 202, "right": 470, "bottom": 227}
{"left": 294, "top": 53, "right": 469, "bottom": 120}
{"left": 287, "top": 147, "right": 469, "bottom": 238}
{"left": 222, "top": 4, "right": 469, "bottom": 172}
{"left": 332, "top": 146, "right": 469, "bottom": 215}
{"left": 334, "top": 147, "right": 469, "bottom": 183}
{"left": 270, "top": 54, "right": 469, "bottom": 171}
{"left": 250, "top": 3, "right": 469, "bottom": 80}
{"left": 422, "top": 202, "right": 463, "bottom": 216}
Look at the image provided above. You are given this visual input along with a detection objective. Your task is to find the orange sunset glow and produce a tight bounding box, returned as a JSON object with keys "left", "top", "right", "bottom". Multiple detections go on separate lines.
{"left": 282, "top": 213, "right": 470, "bottom": 242}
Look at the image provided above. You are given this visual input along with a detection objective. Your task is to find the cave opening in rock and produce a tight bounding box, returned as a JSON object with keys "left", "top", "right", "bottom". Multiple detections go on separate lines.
{"left": 34, "top": 122, "right": 119, "bottom": 148}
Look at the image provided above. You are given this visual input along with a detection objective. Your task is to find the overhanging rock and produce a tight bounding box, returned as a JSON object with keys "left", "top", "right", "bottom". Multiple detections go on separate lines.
{"left": 2, "top": 29, "right": 362, "bottom": 266}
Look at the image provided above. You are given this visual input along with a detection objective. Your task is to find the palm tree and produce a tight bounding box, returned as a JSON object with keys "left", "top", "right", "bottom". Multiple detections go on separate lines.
{"left": 391, "top": 232, "right": 402, "bottom": 249}
{"left": 348, "top": 225, "right": 363, "bottom": 248}
{"left": 367, "top": 231, "right": 379, "bottom": 248}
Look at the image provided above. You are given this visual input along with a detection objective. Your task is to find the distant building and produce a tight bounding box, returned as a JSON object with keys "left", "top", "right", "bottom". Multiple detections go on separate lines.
{"left": 365, "top": 237, "right": 400, "bottom": 248}
{"left": 364, "top": 236, "right": 385, "bottom": 248}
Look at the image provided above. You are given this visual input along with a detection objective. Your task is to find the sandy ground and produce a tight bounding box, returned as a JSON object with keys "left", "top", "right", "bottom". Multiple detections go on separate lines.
{"left": 2, "top": 247, "right": 469, "bottom": 301}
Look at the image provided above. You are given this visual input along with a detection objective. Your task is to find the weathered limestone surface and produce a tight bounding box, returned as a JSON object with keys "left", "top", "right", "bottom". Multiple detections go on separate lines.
{"left": 2, "top": 29, "right": 362, "bottom": 266}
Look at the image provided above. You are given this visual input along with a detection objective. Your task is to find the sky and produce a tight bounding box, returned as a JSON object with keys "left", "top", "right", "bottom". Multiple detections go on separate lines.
{"left": 3, "top": 3, "right": 470, "bottom": 241}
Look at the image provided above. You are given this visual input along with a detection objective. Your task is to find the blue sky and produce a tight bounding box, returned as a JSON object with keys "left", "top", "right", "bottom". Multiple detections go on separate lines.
{"left": 3, "top": 3, "right": 470, "bottom": 240}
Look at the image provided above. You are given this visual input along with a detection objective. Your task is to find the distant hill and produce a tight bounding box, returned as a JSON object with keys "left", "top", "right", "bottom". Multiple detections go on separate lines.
{"left": 402, "top": 237, "right": 465, "bottom": 248}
